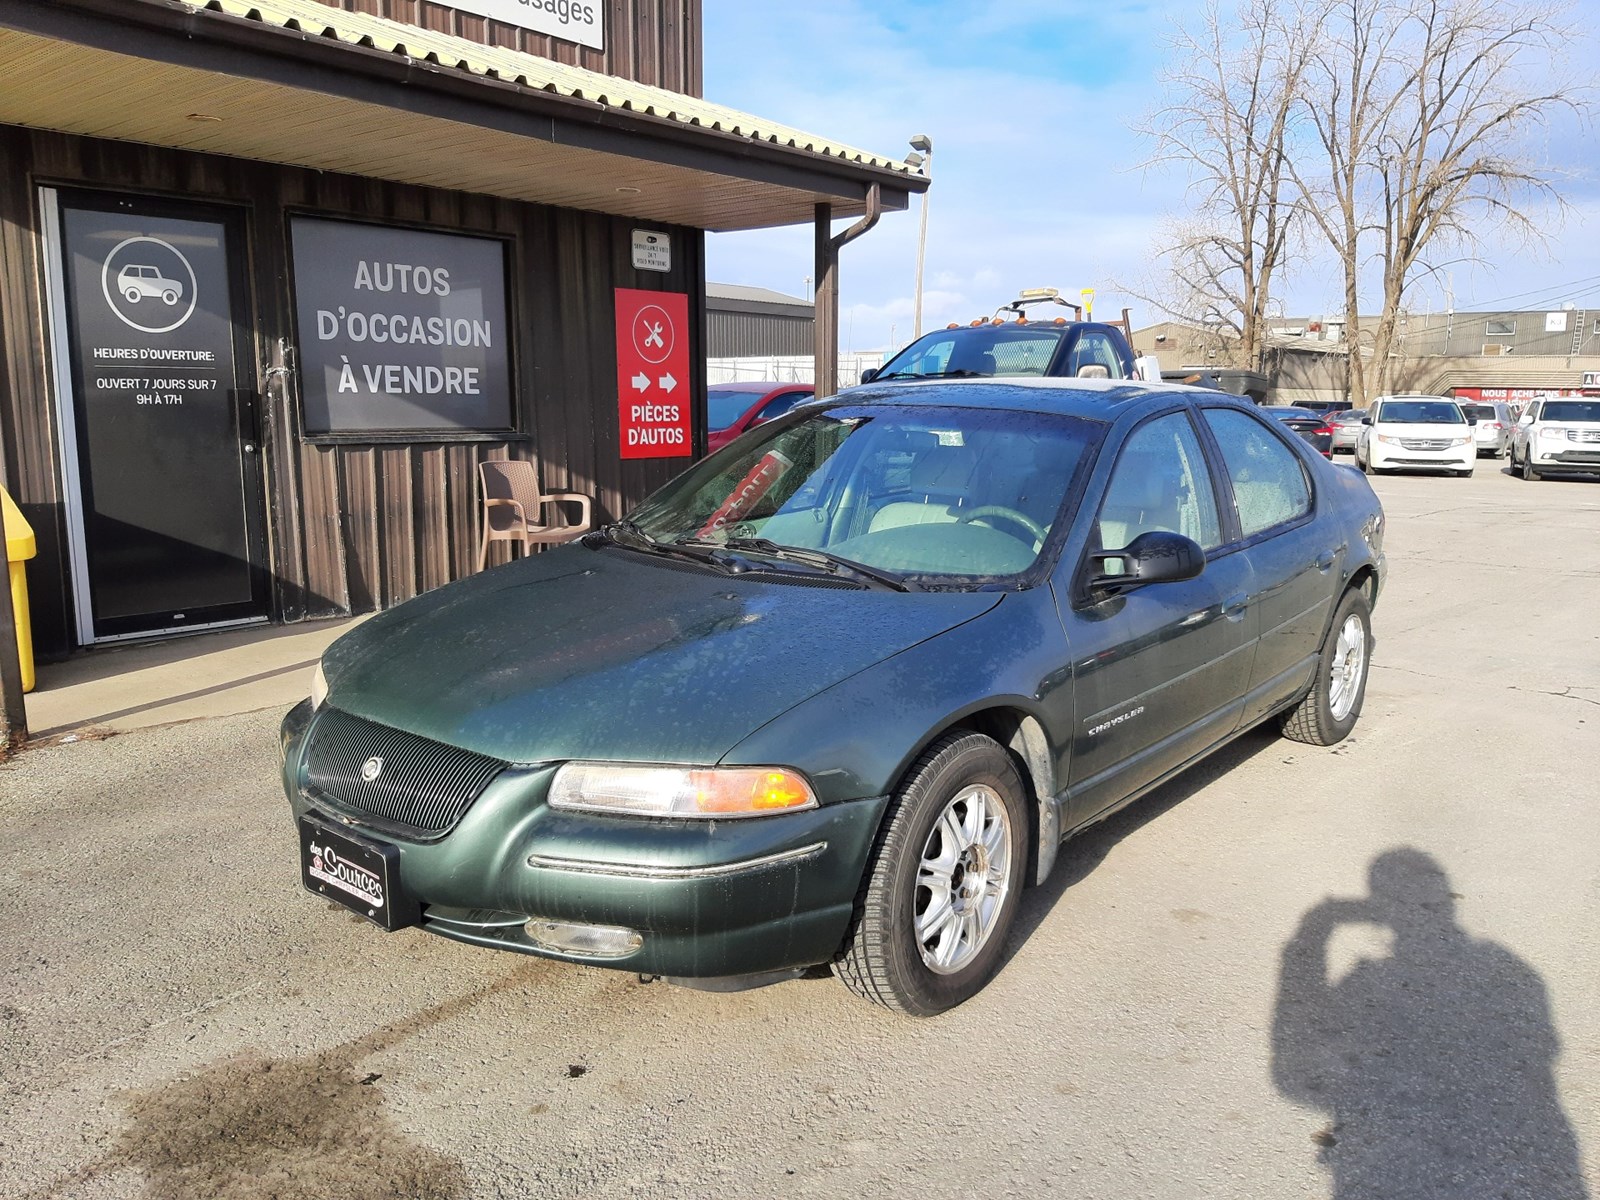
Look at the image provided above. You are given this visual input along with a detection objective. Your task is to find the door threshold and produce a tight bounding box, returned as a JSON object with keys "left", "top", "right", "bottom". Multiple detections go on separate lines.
{"left": 91, "top": 616, "right": 270, "bottom": 647}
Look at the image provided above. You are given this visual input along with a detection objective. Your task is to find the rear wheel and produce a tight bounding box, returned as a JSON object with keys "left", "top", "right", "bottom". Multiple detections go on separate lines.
{"left": 837, "top": 732, "right": 1027, "bottom": 1016}
{"left": 1282, "top": 589, "right": 1371, "bottom": 747}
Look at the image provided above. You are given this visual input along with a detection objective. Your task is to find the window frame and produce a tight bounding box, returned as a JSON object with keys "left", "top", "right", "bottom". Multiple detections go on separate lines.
{"left": 1196, "top": 401, "right": 1319, "bottom": 548}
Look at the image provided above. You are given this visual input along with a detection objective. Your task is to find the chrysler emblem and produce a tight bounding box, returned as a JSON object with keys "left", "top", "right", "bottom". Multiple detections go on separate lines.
{"left": 361, "top": 756, "right": 384, "bottom": 783}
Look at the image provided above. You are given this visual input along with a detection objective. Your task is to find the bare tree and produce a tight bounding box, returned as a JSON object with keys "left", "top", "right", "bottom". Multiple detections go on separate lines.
{"left": 1292, "top": 0, "right": 1578, "bottom": 401}
{"left": 1140, "top": 0, "right": 1314, "bottom": 370}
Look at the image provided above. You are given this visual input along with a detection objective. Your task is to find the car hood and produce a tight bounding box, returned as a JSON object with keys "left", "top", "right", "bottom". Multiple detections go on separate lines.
{"left": 321, "top": 543, "right": 1001, "bottom": 765}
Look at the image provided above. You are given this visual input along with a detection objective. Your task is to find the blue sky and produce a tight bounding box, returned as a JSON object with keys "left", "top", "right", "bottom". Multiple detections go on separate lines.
{"left": 701, "top": 1, "right": 1600, "bottom": 354}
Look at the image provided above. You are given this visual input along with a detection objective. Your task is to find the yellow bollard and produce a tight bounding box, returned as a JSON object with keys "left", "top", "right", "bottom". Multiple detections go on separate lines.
{"left": 1, "top": 487, "right": 36, "bottom": 694}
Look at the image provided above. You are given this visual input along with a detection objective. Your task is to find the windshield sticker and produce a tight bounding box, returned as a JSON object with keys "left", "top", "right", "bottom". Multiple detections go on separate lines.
{"left": 697, "top": 450, "right": 794, "bottom": 538}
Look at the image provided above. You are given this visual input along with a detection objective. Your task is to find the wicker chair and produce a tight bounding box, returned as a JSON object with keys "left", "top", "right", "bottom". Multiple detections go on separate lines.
{"left": 477, "top": 460, "right": 593, "bottom": 568}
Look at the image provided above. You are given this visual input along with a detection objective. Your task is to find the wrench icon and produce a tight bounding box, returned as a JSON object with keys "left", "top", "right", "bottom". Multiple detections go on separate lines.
{"left": 642, "top": 320, "right": 665, "bottom": 349}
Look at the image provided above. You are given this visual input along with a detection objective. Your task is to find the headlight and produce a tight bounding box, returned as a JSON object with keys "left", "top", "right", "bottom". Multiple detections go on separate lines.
{"left": 1447, "top": 436, "right": 1472, "bottom": 447}
{"left": 1376, "top": 434, "right": 1402, "bottom": 445}
{"left": 548, "top": 763, "right": 818, "bottom": 818}
{"left": 1539, "top": 426, "right": 1565, "bottom": 439}
{"left": 310, "top": 663, "right": 329, "bottom": 710}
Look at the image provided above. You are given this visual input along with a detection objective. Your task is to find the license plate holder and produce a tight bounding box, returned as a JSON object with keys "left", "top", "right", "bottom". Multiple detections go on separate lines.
{"left": 298, "top": 812, "right": 418, "bottom": 931}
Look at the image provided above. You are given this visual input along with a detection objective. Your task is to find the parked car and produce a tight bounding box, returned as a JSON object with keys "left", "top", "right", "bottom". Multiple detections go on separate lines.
{"left": 1508, "top": 395, "right": 1600, "bottom": 480}
{"left": 1261, "top": 406, "right": 1334, "bottom": 457}
{"left": 1459, "top": 401, "right": 1514, "bottom": 457}
{"left": 282, "top": 378, "right": 1385, "bottom": 1016}
{"left": 1356, "top": 395, "right": 1476, "bottom": 477}
{"left": 1291, "top": 399, "right": 1356, "bottom": 417}
{"left": 1329, "top": 409, "right": 1368, "bottom": 454}
{"left": 706, "top": 382, "right": 814, "bottom": 453}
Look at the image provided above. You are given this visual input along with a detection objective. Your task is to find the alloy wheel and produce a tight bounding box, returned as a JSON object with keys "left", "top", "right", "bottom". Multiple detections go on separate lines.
{"left": 915, "top": 785, "right": 1013, "bottom": 975}
{"left": 1329, "top": 613, "right": 1367, "bottom": 721}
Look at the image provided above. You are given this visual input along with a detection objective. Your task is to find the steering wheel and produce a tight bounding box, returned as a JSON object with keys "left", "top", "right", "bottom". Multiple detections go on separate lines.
{"left": 957, "top": 505, "right": 1047, "bottom": 552}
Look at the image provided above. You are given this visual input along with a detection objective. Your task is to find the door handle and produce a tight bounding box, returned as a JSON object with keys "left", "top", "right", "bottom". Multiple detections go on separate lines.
{"left": 1223, "top": 594, "right": 1249, "bottom": 621}
{"left": 1313, "top": 552, "right": 1336, "bottom": 571}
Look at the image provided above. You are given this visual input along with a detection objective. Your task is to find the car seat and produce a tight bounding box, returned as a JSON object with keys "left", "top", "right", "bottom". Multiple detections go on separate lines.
{"left": 868, "top": 442, "right": 978, "bottom": 533}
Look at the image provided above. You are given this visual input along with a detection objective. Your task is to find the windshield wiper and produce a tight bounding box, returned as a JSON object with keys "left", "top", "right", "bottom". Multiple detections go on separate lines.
{"left": 707, "top": 536, "right": 920, "bottom": 592}
{"left": 875, "top": 368, "right": 985, "bottom": 381}
{"left": 589, "top": 522, "right": 740, "bottom": 573}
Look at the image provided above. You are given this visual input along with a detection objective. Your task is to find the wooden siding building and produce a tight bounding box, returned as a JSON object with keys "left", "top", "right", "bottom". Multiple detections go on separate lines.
{"left": 0, "top": 0, "right": 924, "bottom": 716}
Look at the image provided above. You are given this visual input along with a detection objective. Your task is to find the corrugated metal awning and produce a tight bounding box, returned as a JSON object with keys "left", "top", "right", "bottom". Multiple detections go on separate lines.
{"left": 0, "top": 0, "right": 924, "bottom": 230}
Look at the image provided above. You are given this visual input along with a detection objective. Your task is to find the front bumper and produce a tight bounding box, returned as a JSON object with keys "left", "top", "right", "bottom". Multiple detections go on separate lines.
{"left": 1529, "top": 444, "right": 1600, "bottom": 474}
{"left": 1369, "top": 443, "right": 1474, "bottom": 471}
{"left": 280, "top": 701, "right": 888, "bottom": 978}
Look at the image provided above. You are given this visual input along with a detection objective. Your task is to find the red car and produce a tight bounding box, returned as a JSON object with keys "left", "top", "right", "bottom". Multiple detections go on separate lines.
{"left": 706, "top": 382, "right": 814, "bottom": 453}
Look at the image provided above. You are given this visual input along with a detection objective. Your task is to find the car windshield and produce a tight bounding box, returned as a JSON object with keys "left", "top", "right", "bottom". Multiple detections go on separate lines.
{"left": 706, "top": 389, "right": 775, "bottom": 431}
{"left": 627, "top": 404, "right": 1100, "bottom": 582}
{"left": 1542, "top": 401, "right": 1600, "bottom": 422}
{"left": 877, "top": 326, "right": 1068, "bottom": 379}
{"left": 1376, "top": 400, "right": 1464, "bottom": 424}
{"left": 1334, "top": 410, "right": 1366, "bottom": 424}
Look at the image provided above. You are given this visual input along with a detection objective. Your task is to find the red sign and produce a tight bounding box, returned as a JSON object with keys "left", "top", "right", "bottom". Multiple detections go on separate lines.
{"left": 615, "top": 287, "right": 691, "bottom": 459}
{"left": 1452, "top": 386, "right": 1580, "bottom": 403}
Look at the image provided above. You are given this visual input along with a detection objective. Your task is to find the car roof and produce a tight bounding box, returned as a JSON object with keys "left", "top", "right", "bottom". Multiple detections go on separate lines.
{"left": 706, "top": 381, "right": 811, "bottom": 393}
{"left": 830, "top": 376, "right": 1232, "bottom": 421}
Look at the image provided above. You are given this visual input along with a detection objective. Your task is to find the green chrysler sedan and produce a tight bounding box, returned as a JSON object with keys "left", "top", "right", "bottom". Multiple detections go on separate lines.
{"left": 281, "top": 378, "right": 1386, "bottom": 1015}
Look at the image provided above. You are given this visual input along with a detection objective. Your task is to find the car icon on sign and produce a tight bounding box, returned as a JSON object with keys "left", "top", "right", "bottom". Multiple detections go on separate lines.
{"left": 117, "top": 264, "right": 184, "bottom": 306}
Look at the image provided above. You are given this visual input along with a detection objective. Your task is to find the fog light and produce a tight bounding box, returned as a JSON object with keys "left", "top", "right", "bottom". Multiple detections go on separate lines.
{"left": 525, "top": 918, "right": 643, "bottom": 958}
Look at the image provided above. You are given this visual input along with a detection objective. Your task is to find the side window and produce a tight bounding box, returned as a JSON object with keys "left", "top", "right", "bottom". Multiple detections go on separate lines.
{"left": 1096, "top": 412, "right": 1222, "bottom": 557}
{"left": 1067, "top": 332, "right": 1126, "bottom": 379}
{"left": 753, "top": 391, "right": 812, "bottom": 424}
{"left": 1203, "top": 408, "right": 1312, "bottom": 539}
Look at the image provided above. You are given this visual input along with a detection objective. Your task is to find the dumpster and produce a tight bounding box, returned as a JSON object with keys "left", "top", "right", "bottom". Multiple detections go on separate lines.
{"left": 1, "top": 487, "right": 35, "bottom": 693}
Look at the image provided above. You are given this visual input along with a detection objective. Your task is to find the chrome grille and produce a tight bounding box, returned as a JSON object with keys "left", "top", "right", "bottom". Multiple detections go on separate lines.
{"left": 1568, "top": 429, "right": 1600, "bottom": 444}
{"left": 305, "top": 708, "right": 506, "bottom": 837}
{"left": 1400, "top": 438, "right": 1450, "bottom": 451}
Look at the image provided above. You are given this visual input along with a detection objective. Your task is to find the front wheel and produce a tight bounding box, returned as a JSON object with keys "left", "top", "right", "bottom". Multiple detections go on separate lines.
{"left": 837, "top": 731, "right": 1028, "bottom": 1016}
{"left": 1521, "top": 453, "right": 1541, "bottom": 481}
{"left": 1282, "top": 588, "right": 1371, "bottom": 746}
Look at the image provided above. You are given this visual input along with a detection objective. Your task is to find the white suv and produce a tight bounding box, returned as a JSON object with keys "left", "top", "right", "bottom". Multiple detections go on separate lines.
{"left": 1357, "top": 395, "right": 1476, "bottom": 477}
{"left": 1509, "top": 395, "right": 1600, "bottom": 481}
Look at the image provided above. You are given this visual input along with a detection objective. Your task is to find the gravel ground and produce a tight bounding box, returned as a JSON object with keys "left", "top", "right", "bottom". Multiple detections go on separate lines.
{"left": 1, "top": 463, "right": 1596, "bottom": 1200}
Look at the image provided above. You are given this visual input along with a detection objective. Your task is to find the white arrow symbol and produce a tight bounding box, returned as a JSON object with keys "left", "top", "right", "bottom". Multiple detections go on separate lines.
{"left": 631, "top": 372, "right": 650, "bottom": 392}
{"left": 658, "top": 372, "right": 678, "bottom": 393}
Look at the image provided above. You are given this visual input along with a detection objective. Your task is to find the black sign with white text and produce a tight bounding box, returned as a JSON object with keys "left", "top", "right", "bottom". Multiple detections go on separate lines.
{"left": 291, "top": 218, "right": 513, "bottom": 434}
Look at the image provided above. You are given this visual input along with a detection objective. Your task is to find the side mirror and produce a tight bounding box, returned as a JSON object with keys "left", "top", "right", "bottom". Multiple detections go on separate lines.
{"left": 1089, "top": 530, "right": 1205, "bottom": 595}
{"left": 860, "top": 367, "right": 879, "bottom": 385}
{"left": 1360, "top": 416, "right": 1372, "bottom": 426}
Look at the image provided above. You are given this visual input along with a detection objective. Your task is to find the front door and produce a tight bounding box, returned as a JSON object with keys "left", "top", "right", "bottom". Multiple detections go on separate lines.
{"left": 48, "top": 191, "right": 268, "bottom": 643}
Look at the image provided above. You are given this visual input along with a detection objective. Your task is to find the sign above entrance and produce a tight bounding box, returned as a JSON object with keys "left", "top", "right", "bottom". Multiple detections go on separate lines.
{"left": 631, "top": 230, "right": 672, "bottom": 273}
{"left": 430, "top": 0, "right": 603, "bottom": 50}
{"left": 614, "top": 288, "right": 691, "bottom": 459}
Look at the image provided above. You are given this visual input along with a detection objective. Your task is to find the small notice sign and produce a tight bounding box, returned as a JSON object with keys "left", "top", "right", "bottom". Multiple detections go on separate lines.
{"left": 615, "top": 288, "right": 691, "bottom": 459}
{"left": 631, "top": 230, "right": 672, "bottom": 273}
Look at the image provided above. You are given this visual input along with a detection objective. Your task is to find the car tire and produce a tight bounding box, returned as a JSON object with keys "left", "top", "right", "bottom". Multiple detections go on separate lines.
{"left": 123, "top": 287, "right": 141, "bottom": 304}
{"left": 161, "top": 289, "right": 179, "bottom": 305}
{"left": 837, "top": 731, "right": 1028, "bottom": 1017}
{"left": 1281, "top": 588, "right": 1371, "bottom": 747}
{"left": 1521, "top": 453, "right": 1541, "bottom": 481}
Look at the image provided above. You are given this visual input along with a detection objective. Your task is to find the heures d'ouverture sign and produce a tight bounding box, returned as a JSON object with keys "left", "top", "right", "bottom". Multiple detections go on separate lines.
{"left": 290, "top": 217, "right": 513, "bottom": 435}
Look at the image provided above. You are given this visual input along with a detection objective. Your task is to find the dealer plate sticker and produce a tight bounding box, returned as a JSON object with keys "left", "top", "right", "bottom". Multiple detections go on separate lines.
{"left": 298, "top": 814, "right": 414, "bottom": 930}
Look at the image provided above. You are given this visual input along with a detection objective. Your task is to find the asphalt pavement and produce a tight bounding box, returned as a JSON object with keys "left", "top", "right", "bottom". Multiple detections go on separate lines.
{"left": 2, "top": 461, "right": 1596, "bottom": 1200}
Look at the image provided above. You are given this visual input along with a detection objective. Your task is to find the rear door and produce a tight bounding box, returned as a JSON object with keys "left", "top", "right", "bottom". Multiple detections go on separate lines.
{"left": 1056, "top": 407, "right": 1256, "bottom": 825}
{"left": 1200, "top": 405, "right": 1334, "bottom": 725}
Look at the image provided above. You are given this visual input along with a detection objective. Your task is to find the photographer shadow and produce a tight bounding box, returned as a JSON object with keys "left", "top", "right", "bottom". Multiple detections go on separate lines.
{"left": 1271, "top": 848, "right": 1588, "bottom": 1199}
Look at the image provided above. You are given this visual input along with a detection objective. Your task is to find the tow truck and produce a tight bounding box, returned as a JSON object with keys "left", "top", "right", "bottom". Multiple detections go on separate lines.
{"left": 857, "top": 289, "right": 1160, "bottom": 387}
